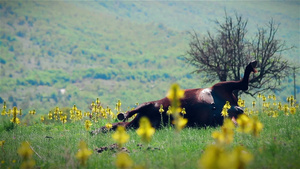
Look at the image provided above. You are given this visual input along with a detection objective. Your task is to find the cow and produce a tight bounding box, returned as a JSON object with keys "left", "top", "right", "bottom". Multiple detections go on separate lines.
{"left": 91, "top": 60, "right": 257, "bottom": 134}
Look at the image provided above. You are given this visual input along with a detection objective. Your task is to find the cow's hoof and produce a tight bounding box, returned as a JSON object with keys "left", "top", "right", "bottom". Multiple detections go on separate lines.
{"left": 117, "top": 113, "right": 125, "bottom": 121}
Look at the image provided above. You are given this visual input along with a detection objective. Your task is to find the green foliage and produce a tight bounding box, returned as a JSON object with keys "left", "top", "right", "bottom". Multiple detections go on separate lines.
{"left": 0, "top": 117, "right": 15, "bottom": 132}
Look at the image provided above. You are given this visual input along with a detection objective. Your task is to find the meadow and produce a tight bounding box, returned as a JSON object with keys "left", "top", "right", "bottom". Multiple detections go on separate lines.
{"left": 0, "top": 87, "right": 299, "bottom": 169}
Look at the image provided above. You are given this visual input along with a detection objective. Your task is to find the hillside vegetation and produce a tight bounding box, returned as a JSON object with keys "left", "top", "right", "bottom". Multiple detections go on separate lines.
{"left": 0, "top": 1, "right": 299, "bottom": 114}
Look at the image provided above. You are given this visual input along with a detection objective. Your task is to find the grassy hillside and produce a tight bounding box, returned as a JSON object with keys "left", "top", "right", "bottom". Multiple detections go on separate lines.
{"left": 0, "top": 0, "right": 299, "bottom": 114}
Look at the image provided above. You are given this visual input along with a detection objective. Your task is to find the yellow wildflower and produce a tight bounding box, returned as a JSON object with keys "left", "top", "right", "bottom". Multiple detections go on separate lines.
{"left": 252, "top": 101, "right": 256, "bottom": 108}
{"left": 10, "top": 107, "right": 20, "bottom": 124}
{"left": 76, "top": 141, "right": 93, "bottom": 166}
{"left": 198, "top": 145, "right": 230, "bottom": 169}
{"left": 220, "top": 101, "right": 230, "bottom": 117}
{"left": 221, "top": 108, "right": 228, "bottom": 117}
{"left": 159, "top": 104, "right": 164, "bottom": 114}
{"left": 20, "top": 159, "right": 36, "bottom": 169}
{"left": 258, "top": 93, "right": 261, "bottom": 98}
{"left": 96, "top": 98, "right": 101, "bottom": 104}
{"left": 173, "top": 116, "right": 188, "bottom": 132}
{"left": 84, "top": 112, "right": 89, "bottom": 117}
{"left": 18, "top": 142, "right": 33, "bottom": 160}
{"left": 277, "top": 102, "right": 282, "bottom": 110}
{"left": 12, "top": 107, "right": 19, "bottom": 116}
{"left": 72, "top": 104, "right": 77, "bottom": 111}
{"left": 230, "top": 146, "right": 253, "bottom": 169}
{"left": 283, "top": 104, "right": 289, "bottom": 116}
{"left": 105, "top": 123, "right": 113, "bottom": 130}
{"left": 136, "top": 117, "right": 155, "bottom": 143}
{"left": 238, "top": 98, "right": 244, "bottom": 107}
{"left": 116, "top": 100, "right": 122, "bottom": 112}
{"left": 211, "top": 131, "right": 225, "bottom": 144}
{"left": 85, "top": 120, "right": 92, "bottom": 131}
{"left": 29, "top": 110, "right": 36, "bottom": 115}
{"left": 2, "top": 101, "right": 6, "bottom": 109}
{"left": 91, "top": 104, "right": 97, "bottom": 113}
{"left": 249, "top": 110, "right": 254, "bottom": 115}
{"left": 244, "top": 108, "right": 250, "bottom": 116}
{"left": 7, "top": 109, "right": 11, "bottom": 117}
{"left": 1, "top": 109, "right": 6, "bottom": 116}
{"left": 11, "top": 117, "right": 20, "bottom": 124}
{"left": 166, "top": 83, "right": 185, "bottom": 114}
{"left": 181, "top": 107, "right": 186, "bottom": 115}
{"left": 116, "top": 152, "right": 133, "bottom": 169}
{"left": 48, "top": 111, "right": 53, "bottom": 120}
{"left": 272, "top": 111, "right": 279, "bottom": 118}
{"left": 212, "top": 119, "right": 234, "bottom": 145}
{"left": 249, "top": 116, "right": 263, "bottom": 137}
{"left": 61, "top": 115, "right": 67, "bottom": 124}
{"left": 166, "top": 106, "right": 172, "bottom": 115}
{"left": 0, "top": 140, "right": 5, "bottom": 147}
{"left": 262, "top": 95, "right": 266, "bottom": 102}
{"left": 236, "top": 114, "right": 251, "bottom": 133}
{"left": 59, "top": 111, "right": 63, "bottom": 117}
{"left": 40, "top": 116, "right": 44, "bottom": 122}
{"left": 290, "top": 107, "right": 296, "bottom": 115}
{"left": 112, "top": 126, "right": 130, "bottom": 147}
{"left": 223, "top": 101, "right": 231, "bottom": 110}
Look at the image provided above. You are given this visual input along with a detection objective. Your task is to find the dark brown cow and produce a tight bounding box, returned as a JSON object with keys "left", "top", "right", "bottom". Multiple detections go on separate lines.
{"left": 91, "top": 60, "right": 257, "bottom": 134}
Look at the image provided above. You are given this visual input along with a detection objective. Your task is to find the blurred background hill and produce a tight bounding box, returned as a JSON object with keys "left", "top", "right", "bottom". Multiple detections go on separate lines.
{"left": 0, "top": 0, "right": 299, "bottom": 114}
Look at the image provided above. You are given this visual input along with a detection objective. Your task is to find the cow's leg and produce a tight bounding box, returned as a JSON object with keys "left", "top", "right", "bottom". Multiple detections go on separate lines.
{"left": 123, "top": 103, "right": 162, "bottom": 129}
{"left": 117, "top": 102, "right": 154, "bottom": 121}
{"left": 124, "top": 114, "right": 142, "bottom": 129}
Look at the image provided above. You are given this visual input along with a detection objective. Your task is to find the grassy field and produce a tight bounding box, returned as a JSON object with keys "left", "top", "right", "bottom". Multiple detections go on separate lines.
{"left": 0, "top": 93, "right": 299, "bottom": 169}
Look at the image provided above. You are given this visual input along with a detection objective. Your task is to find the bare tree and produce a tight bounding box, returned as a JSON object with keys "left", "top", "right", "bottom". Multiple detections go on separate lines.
{"left": 186, "top": 12, "right": 292, "bottom": 97}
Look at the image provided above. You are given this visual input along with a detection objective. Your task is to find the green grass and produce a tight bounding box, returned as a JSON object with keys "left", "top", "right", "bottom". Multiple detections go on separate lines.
{"left": 0, "top": 107, "right": 299, "bottom": 169}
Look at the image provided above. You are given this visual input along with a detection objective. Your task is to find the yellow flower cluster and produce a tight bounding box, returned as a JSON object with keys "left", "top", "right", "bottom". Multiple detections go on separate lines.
{"left": 212, "top": 118, "right": 235, "bottom": 145}
{"left": 116, "top": 152, "right": 133, "bottom": 169}
{"left": 237, "top": 114, "right": 263, "bottom": 137}
{"left": 85, "top": 120, "right": 92, "bottom": 131}
{"left": 76, "top": 141, "right": 93, "bottom": 166}
{"left": 136, "top": 117, "right": 155, "bottom": 143}
{"left": 1, "top": 103, "right": 22, "bottom": 125}
{"left": 166, "top": 83, "right": 188, "bottom": 132}
{"left": 112, "top": 126, "right": 130, "bottom": 148}
{"left": 90, "top": 99, "right": 116, "bottom": 122}
{"left": 18, "top": 142, "right": 35, "bottom": 169}
{"left": 256, "top": 94, "right": 298, "bottom": 117}
{"left": 28, "top": 109, "right": 36, "bottom": 115}
{"left": 10, "top": 106, "right": 21, "bottom": 125}
{"left": 200, "top": 103, "right": 264, "bottom": 169}
{"left": 221, "top": 101, "right": 230, "bottom": 117}
{"left": 238, "top": 98, "right": 245, "bottom": 108}
{"left": 199, "top": 145, "right": 253, "bottom": 169}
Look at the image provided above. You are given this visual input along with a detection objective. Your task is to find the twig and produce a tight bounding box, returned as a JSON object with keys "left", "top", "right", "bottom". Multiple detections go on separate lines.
{"left": 26, "top": 141, "right": 43, "bottom": 160}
